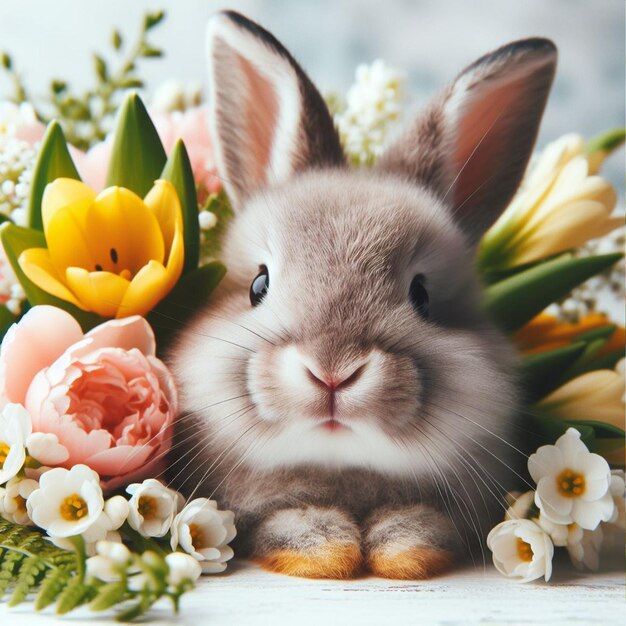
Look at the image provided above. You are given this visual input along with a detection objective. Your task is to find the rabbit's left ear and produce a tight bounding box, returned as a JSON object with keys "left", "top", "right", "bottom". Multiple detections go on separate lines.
{"left": 378, "top": 38, "right": 557, "bottom": 239}
{"left": 206, "top": 11, "right": 345, "bottom": 210}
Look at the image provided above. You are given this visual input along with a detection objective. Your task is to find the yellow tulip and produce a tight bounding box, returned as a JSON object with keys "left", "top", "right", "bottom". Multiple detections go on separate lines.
{"left": 478, "top": 134, "right": 622, "bottom": 271}
{"left": 19, "top": 178, "right": 184, "bottom": 318}
{"left": 535, "top": 359, "right": 625, "bottom": 466}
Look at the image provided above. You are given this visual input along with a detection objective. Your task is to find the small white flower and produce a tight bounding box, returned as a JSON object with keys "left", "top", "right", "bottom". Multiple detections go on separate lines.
{"left": 86, "top": 540, "right": 132, "bottom": 582}
{"left": 0, "top": 403, "right": 32, "bottom": 484}
{"left": 487, "top": 519, "right": 553, "bottom": 583}
{"left": 504, "top": 491, "right": 536, "bottom": 520}
{"left": 567, "top": 526, "right": 603, "bottom": 571}
{"left": 198, "top": 210, "right": 218, "bottom": 231}
{"left": 126, "top": 479, "right": 183, "bottom": 537}
{"left": 0, "top": 476, "right": 38, "bottom": 524}
{"left": 528, "top": 428, "right": 614, "bottom": 529}
{"left": 165, "top": 552, "right": 202, "bottom": 587}
{"left": 25, "top": 432, "right": 69, "bottom": 465}
{"left": 26, "top": 464, "right": 103, "bottom": 537}
{"left": 170, "top": 498, "right": 236, "bottom": 573}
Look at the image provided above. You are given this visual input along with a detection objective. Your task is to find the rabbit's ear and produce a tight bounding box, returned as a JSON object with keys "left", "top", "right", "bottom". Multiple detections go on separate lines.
{"left": 378, "top": 38, "right": 557, "bottom": 239}
{"left": 206, "top": 11, "right": 345, "bottom": 209}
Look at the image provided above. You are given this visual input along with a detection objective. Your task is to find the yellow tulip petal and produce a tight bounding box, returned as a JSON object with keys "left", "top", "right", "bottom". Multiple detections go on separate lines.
{"left": 117, "top": 260, "right": 169, "bottom": 318}
{"left": 41, "top": 178, "right": 96, "bottom": 232}
{"left": 143, "top": 180, "right": 182, "bottom": 259}
{"left": 46, "top": 206, "right": 98, "bottom": 276}
{"left": 65, "top": 267, "right": 130, "bottom": 318}
{"left": 163, "top": 219, "right": 185, "bottom": 292}
{"left": 18, "top": 248, "right": 84, "bottom": 308}
{"left": 86, "top": 187, "right": 165, "bottom": 275}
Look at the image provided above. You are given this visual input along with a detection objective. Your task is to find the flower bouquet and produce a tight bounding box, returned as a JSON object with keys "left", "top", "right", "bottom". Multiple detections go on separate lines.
{"left": 0, "top": 8, "right": 623, "bottom": 621}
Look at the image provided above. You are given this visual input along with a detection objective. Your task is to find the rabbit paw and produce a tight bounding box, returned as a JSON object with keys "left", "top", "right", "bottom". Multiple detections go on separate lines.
{"left": 254, "top": 507, "right": 362, "bottom": 579}
{"left": 364, "top": 504, "right": 459, "bottom": 579}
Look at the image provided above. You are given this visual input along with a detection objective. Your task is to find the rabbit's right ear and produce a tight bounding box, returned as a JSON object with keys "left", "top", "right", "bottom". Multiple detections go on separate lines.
{"left": 206, "top": 11, "right": 345, "bottom": 210}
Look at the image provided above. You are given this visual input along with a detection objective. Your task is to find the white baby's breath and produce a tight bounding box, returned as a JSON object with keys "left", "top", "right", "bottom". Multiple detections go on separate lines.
{"left": 334, "top": 59, "right": 405, "bottom": 166}
{"left": 0, "top": 403, "right": 31, "bottom": 484}
{"left": 26, "top": 464, "right": 104, "bottom": 537}
{"left": 126, "top": 478, "right": 184, "bottom": 537}
{"left": 528, "top": 428, "right": 614, "bottom": 529}
{"left": 0, "top": 476, "right": 38, "bottom": 525}
{"left": 487, "top": 519, "right": 554, "bottom": 583}
{"left": 170, "top": 497, "right": 236, "bottom": 573}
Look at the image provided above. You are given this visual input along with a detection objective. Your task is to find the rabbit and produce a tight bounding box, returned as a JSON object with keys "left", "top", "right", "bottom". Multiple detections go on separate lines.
{"left": 166, "top": 10, "right": 557, "bottom": 580}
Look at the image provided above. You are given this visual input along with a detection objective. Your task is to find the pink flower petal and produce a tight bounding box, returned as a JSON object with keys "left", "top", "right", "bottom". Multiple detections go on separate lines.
{"left": 0, "top": 306, "right": 83, "bottom": 405}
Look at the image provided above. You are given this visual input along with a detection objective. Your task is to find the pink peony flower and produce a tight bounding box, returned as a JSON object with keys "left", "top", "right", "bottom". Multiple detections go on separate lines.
{"left": 0, "top": 305, "right": 177, "bottom": 491}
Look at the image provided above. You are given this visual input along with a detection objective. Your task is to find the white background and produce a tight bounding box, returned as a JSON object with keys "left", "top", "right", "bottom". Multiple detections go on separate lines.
{"left": 0, "top": 0, "right": 624, "bottom": 188}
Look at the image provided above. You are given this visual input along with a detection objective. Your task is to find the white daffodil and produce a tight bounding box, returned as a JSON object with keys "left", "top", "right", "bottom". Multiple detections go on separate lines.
{"left": 0, "top": 403, "right": 31, "bottom": 484}
{"left": 487, "top": 519, "right": 554, "bottom": 583}
{"left": 165, "top": 552, "right": 202, "bottom": 587}
{"left": 25, "top": 432, "right": 69, "bottom": 466}
{"left": 504, "top": 491, "right": 536, "bottom": 520}
{"left": 479, "top": 133, "right": 621, "bottom": 271}
{"left": 0, "top": 476, "right": 38, "bottom": 524}
{"left": 26, "top": 464, "right": 103, "bottom": 537}
{"left": 528, "top": 428, "right": 614, "bottom": 529}
{"left": 86, "top": 540, "right": 132, "bottom": 582}
{"left": 170, "top": 498, "right": 236, "bottom": 573}
{"left": 126, "top": 479, "right": 184, "bottom": 537}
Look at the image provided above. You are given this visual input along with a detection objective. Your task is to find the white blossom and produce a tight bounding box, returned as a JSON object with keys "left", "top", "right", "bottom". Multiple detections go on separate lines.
{"left": 26, "top": 464, "right": 104, "bottom": 537}
{"left": 487, "top": 519, "right": 554, "bottom": 583}
{"left": 170, "top": 498, "right": 236, "bottom": 573}
{"left": 86, "top": 540, "right": 132, "bottom": 582}
{"left": 0, "top": 476, "right": 38, "bottom": 524}
{"left": 151, "top": 79, "right": 203, "bottom": 112}
{"left": 528, "top": 428, "right": 614, "bottom": 529}
{"left": 504, "top": 491, "right": 536, "bottom": 520}
{"left": 126, "top": 479, "right": 183, "bottom": 537}
{"left": 25, "top": 432, "right": 69, "bottom": 465}
{"left": 0, "top": 403, "right": 31, "bottom": 484}
{"left": 334, "top": 60, "right": 405, "bottom": 166}
{"left": 198, "top": 210, "right": 218, "bottom": 231}
{"left": 165, "top": 552, "right": 202, "bottom": 587}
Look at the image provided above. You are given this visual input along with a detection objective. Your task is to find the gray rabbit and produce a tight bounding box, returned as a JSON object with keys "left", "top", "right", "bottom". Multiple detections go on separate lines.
{"left": 167, "top": 11, "right": 556, "bottom": 579}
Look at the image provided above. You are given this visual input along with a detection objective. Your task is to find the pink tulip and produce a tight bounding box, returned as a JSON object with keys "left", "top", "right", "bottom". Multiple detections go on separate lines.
{"left": 0, "top": 306, "right": 177, "bottom": 491}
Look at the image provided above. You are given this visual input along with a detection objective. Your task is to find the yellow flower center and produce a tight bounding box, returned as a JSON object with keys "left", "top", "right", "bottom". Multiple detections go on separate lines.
{"left": 60, "top": 494, "right": 89, "bottom": 521}
{"left": 0, "top": 442, "right": 9, "bottom": 467}
{"left": 516, "top": 538, "right": 533, "bottom": 562}
{"left": 188, "top": 523, "right": 206, "bottom": 550}
{"left": 14, "top": 495, "right": 27, "bottom": 513}
{"left": 138, "top": 495, "right": 158, "bottom": 520}
{"left": 556, "top": 468, "right": 586, "bottom": 497}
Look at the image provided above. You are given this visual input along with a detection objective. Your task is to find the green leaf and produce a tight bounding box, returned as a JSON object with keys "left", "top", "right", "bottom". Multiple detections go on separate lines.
{"left": 8, "top": 554, "right": 47, "bottom": 606}
{"left": 520, "top": 342, "right": 588, "bottom": 402}
{"left": 55, "top": 580, "right": 97, "bottom": 614}
{"left": 0, "top": 222, "right": 104, "bottom": 331}
{"left": 35, "top": 569, "right": 71, "bottom": 611}
{"left": 561, "top": 337, "right": 612, "bottom": 380}
{"left": 112, "top": 29, "right": 123, "bottom": 50}
{"left": 27, "top": 121, "right": 80, "bottom": 230}
{"left": 148, "top": 261, "right": 226, "bottom": 348}
{"left": 89, "top": 581, "right": 128, "bottom": 612}
{"left": 105, "top": 92, "right": 166, "bottom": 197}
{"left": 161, "top": 139, "right": 200, "bottom": 273}
{"left": 570, "top": 420, "right": 626, "bottom": 440}
{"left": 0, "top": 304, "right": 16, "bottom": 342}
{"left": 483, "top": 253, "right": 623, "bottom": 332}
{"left": 586, "top": 128, "right": 626, "bottom": 156}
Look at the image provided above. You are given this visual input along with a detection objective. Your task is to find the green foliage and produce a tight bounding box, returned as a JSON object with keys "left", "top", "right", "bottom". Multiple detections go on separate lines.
{"left": 483, "top": 252, "right": 623, "bottom": 332}
{"left": 27, "top": 121, "right": 81, "bottom": 231}
{"left": 105, "top": 92, "right": 167, "bottom": 197}
{"left": 0, "top": 519, "right": 196, "bottom": 621}
{"left": 200, "top": 191, "right": 235, "bottom": 260}
{"left": 161, "top": 139, "right": 200, "bottom": 273}
{"left": 0, "top": 10, "right": 166, "bottom": 150}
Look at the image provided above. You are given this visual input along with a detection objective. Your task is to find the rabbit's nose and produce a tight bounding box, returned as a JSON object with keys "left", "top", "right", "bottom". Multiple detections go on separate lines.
{"left": 304, "top": 361, "right": 366, "bottom": 392}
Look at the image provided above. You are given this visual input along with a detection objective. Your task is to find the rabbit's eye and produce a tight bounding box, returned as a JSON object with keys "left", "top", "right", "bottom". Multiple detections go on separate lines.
{"left": 409, "top": 275, "right": 429, "bottom": 319}
{"left": 250, "top": 265, "right": 269, "bottom": 306}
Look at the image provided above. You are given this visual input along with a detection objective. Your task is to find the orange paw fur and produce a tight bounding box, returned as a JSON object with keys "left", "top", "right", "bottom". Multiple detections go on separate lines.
{"left": 257, "top": 543, "right": 363, "bottom": 579}
{"left": 368, "top": 546, "right": 454, "bottom": 579}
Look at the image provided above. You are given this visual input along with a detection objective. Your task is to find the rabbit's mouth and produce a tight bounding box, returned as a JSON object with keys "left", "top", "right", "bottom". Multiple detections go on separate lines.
{"left": 317, "top": 418, "right": 351, "bottom": 433}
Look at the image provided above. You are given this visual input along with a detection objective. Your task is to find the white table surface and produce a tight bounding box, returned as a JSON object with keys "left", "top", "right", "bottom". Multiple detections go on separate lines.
{"left": 0, "top": 560, "right": 623, "bottom": 626}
